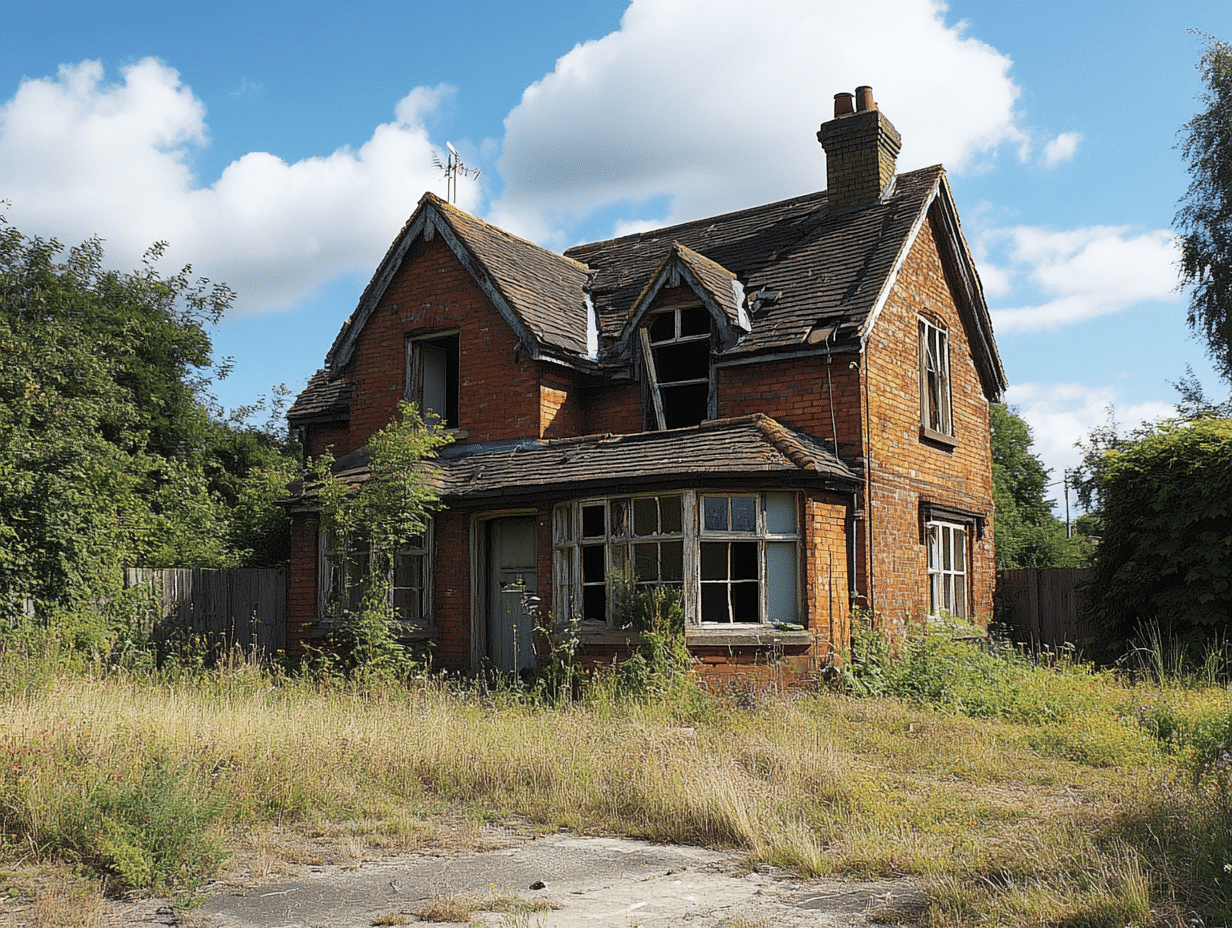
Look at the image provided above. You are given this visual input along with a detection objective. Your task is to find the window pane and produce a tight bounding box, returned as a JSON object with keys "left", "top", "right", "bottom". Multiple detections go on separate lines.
{"left": 731, "top": 541, "right": 758, "bottom": 580}
{"left": 633, "top": 497, "right": 658, "bottom": 536}
{"left": 648, "top": 311, "right": 675, "bottom": 343}
{"left": 393, "top": 588, "right": 421, "bottom": 622}
{"left": 610, "top": 499, "right": 629, "bottom": 537}
{"left": 654, "top": 341, "right": 710, "bottom": 382}
{"left": 679, "top": 305, "right": 710, "bottom": 337}
{"left": 394, "top": 553, "right": 421, "bottom": 589}
{"left": 731, "top": 497, "right": 757, "bottom": 533}
{"left": 730, "top": 583, "right": 759, "bottom": 622}
{"left": 703, "top": 497, "right": 728, "bottom": 532}
{"left": 634, "top": 543, "right": 657, "bottom": 581}
{"left": 660, "top": 383, "right": 709, "bottom": 429}
{"left": 582, "top": 545, "right": 605, "bottom": 583}
{"left": 954, "top": 528, "right": 966, "bottom": 570}
{"left": 583, "top": 585, "right": 606, "bottom": 622}
{"left": 610, "top": 543, "right": 628, "bottom": 576}
{"left": 765, "top": 493, "right": 796, "bottom": 534}
{"left": 701, "top": 584, "right": 728, "bottom": 622}
{"left": 582, "top": 505, "right": 605, "bottom": 538}
{"left": 660, "top": 495, "right": 682, "bottom": 534}
{"left": 661, "top": 541, "right": 684, "bottom": 582}
{"left": 700, "top": 542, "right": 728, "bottom": 580}
{"left": 554, "top": 505, "right": 573, "bottom": 543}
{"left": 766, "top": 542, "right": 797, "bottom": 622}
{"left": 421, "top": 343, "right": 448, "bottom": 422}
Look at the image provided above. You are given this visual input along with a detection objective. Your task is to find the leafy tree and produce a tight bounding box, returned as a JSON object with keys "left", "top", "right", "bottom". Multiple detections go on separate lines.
{"left": 1176, "top": 35, "right": 1232, "bottom": 382}
{"left": 310, "top": 402, "right": 451, "bottom": 677}
{"left": 990, "top": 404, "right": 1089, "bottom": 568}
{"left": 0, "top": 217, "right": 296, "bottom": 619}
{"left": 1085, "top": 418, "right": 1232, "bottom": 647}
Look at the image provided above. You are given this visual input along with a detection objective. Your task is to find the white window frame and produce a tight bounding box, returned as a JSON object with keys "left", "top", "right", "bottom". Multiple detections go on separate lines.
{"left": 925, "top": 520, "right": 967, "bottom": 618}
{"left": 919, "top": 317, "right": 953, "bottom": 436}
{"left": 552, "top": 490, "right": 799, "bottom": 627}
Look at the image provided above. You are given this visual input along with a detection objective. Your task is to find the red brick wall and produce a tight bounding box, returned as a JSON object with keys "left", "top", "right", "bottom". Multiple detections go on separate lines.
{"left": 305, "top": 423, "right": 349, "bottom": 459}
{"left": 286, "top": 513, "right": 319, "bottom": 662}
{"left": 342, "top": 237, "right": 543, "bottom": 448}
{"left": 540, "top": 367, "right": 585, "bottom": 439}
{"left": 860, "top": 212, "right": 996, "bottom": 626}
{"left": 716, "top": 356, "right": 864, "bottom": 461}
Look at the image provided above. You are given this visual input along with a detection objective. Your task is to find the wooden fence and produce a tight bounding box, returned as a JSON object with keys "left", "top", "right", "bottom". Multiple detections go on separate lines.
{"left": 124, "top": 568, "right": 286, "bottom": 656}
{"left": 996, "top": 568, "right": 1096, "bottom": 652}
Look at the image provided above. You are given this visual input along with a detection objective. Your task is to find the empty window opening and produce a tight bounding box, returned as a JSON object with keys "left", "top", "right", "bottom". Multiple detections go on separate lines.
{"left": 407, "top": 333, "right": 460, "bottom": 428}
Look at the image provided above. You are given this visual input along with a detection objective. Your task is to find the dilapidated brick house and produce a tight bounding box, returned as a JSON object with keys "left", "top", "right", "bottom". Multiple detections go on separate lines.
{"left": 284, "top": 87, "right": 1007, "bottom": 683}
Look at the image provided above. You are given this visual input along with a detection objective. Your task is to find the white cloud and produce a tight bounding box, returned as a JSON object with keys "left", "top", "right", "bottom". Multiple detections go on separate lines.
{"left": 0, "top": 59, "right": 471, "bottom": 313}
{"left": 1004, "top": 381, "right": 1176, "bottom": 505}
{"left": 1042, "top": 130, "right": 1081, "bottom": 167}
{"left": 490, "top": 0, "right": 1025, "bottom": 245}
{"left": 987, "top": 226, "right": 1180, "bottom": 332}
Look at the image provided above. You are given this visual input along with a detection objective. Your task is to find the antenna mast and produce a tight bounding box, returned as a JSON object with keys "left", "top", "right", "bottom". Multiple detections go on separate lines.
{"left": 432, "top": 142, "right": 481, "bottom": 204}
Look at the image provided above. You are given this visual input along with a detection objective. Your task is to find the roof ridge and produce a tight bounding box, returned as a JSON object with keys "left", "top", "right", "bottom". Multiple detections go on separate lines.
{"left": 428, "top": 194, "right": 591, "bottom": 272}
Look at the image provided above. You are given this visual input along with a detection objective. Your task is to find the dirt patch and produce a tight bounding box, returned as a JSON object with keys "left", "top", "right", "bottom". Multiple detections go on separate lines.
{"left": 95, "top": 826, "right": 926, "bottom": 927}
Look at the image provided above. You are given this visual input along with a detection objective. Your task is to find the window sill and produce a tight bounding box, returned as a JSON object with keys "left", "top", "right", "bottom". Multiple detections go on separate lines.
{"left": 919, "top": 426, "right": 958, "bottom": 450}
{"left": 564, "top": 623, "right": 812, "bottom": 649}
{"left": 687, "top": 626, "right": 813, "bottom": 648}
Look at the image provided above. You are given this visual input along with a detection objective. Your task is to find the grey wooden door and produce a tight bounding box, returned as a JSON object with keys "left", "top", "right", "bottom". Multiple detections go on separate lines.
{"left": 487, "top": 517, "right": 538, "bottom": 673}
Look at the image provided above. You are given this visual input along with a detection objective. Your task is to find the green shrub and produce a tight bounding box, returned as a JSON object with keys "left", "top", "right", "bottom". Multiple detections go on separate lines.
{"left": 1087, "top": 418, "right": 1232, "bottom": 651}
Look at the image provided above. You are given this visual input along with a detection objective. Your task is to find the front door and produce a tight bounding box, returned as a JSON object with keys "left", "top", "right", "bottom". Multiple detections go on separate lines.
{"left": 487, "top": 517, "right": 538, "bottom": 673}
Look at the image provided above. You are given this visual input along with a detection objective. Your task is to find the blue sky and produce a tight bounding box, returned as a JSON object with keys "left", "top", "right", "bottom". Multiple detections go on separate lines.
{"left": 4, "top": 0, "right": 1231, "bottom": 513}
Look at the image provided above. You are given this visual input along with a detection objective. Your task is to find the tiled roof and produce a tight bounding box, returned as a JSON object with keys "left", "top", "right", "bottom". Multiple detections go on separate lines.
{"left": 286, "top": 369, "right": 353, "bottom": 423}
{"left": 286, "top": 415, "right": 859, "bottom": 506}
{"left": 296, "top": 164, "right": 1006, "bottom": 420}
{"left": 431, "top": 198, "right": 593, "bottom": 356}
{"left": 569, "top": 167, "right": 943, "bottom": 357}
{"left": 326, "top": 194, "right": 592, "bottom": 371}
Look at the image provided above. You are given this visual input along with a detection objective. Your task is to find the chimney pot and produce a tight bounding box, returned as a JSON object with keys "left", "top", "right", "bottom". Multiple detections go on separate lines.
{"left": 817, "top": 86, "right": 901, "bottom": 208}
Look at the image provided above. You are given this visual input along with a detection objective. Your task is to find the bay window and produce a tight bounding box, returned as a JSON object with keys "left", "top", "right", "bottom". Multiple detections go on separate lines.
{"left": 553, "top": 490, "right": 799, "bottom": 627}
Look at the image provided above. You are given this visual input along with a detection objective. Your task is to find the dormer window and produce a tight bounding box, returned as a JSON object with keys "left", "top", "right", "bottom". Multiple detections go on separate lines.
{"left": 641, "top": 305, "right": 712, "bottom": 430}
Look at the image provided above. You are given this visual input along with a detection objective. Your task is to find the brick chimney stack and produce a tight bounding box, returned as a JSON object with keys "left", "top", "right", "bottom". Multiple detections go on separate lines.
{"left": 817, "top": 86, "right": 902, "bottom": 208}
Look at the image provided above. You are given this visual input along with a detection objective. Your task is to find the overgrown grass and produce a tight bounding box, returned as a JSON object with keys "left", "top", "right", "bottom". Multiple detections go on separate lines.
{"left": 1, "top": 619, "right": 1231, "bottom": 926}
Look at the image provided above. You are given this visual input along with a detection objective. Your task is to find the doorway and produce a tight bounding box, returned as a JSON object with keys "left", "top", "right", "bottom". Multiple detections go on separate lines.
{"left": 486, "top": 517, "right": 538, "bottom": 673}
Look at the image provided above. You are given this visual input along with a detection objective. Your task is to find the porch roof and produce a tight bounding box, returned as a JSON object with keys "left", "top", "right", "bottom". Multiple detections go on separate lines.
{"left": 289, "top": 415, "right": 859, "bottom": 507}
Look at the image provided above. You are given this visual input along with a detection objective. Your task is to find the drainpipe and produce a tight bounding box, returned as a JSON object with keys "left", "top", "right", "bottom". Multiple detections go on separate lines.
{"left": 860, "top": 347, "right": 876, "bottom": 617}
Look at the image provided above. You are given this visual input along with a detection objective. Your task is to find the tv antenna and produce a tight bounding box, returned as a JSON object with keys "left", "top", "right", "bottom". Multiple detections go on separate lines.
{"left": 432, "top": 142, "right": 481, "bottom": 204}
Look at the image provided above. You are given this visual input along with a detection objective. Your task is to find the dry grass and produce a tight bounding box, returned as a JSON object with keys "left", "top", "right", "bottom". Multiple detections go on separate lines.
{"left": 0, "top": 664, "right": 1227, "bottom": 927}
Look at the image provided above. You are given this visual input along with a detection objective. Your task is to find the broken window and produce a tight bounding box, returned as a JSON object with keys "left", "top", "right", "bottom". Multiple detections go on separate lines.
{"left": 319, "top": 525, "right": 432, "bottom": 625}
{"left": 554, "top": 494, "right": 686, "bottom": 623}
{"left": 918, "top": 318, "right": 952, "bottom": 436}
{"left": 553, "top": 491, "right": 798, "bottom": 627}
{"left": 925, "top": 521, "right": 967, "bottom": 618}
{"left": 641, "top": 305, "right": 711, "bottom": 430}
{"left": 406, "top": 333, "right": 460, "bottom": 428}
{"left": 699, "top": 493, "right": 799, "bottom": 624}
